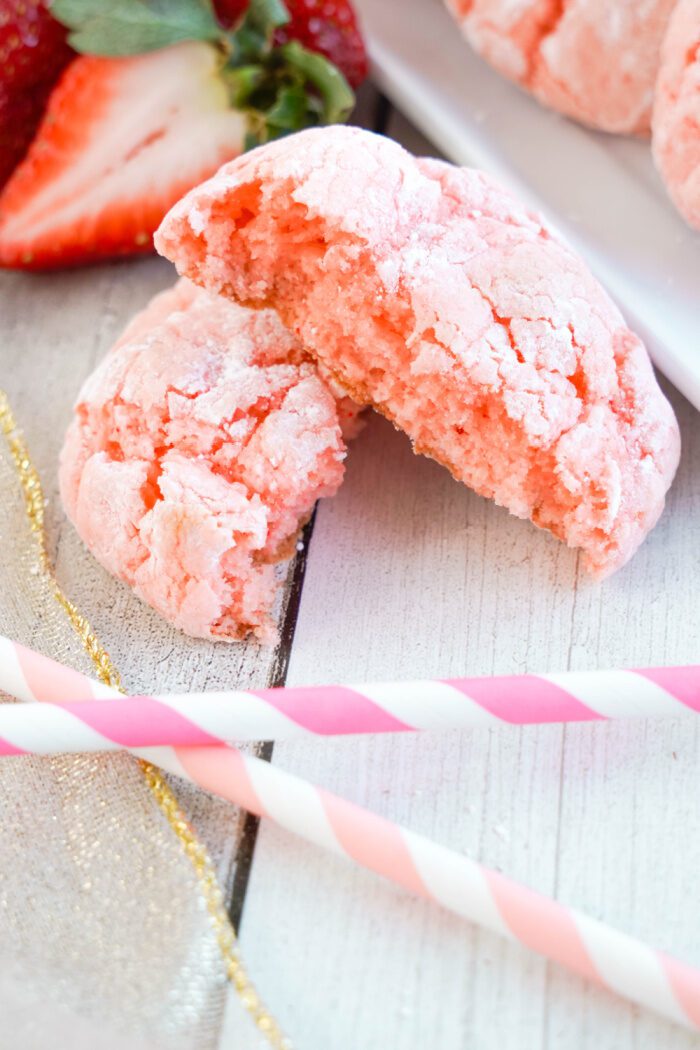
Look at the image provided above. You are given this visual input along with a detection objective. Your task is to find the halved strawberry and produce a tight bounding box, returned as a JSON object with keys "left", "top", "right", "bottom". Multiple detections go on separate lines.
{"left": 0, "top": 0, "right": 357, "bottom": 269}
{"left": 0, "top": 44, "right": 247, "bottom": 268}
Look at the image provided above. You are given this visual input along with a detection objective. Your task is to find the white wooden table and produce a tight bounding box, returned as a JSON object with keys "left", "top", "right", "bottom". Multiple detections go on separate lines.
{"left": 1, "top": 92, "right": 699, "bottom": 1050}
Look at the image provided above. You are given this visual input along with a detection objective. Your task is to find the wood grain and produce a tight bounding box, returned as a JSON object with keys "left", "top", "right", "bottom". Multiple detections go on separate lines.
{"left": 221, "top": 387, "right": 700, "bottom": 1050}
{"left": 219, "top": 100, "right": 700, "bottom": 1049}
{"left": 0, "top": 84, "right": 386, "bottom": 1048}
{"left": 0, "top": 257, "right": 304, "bottom": 693}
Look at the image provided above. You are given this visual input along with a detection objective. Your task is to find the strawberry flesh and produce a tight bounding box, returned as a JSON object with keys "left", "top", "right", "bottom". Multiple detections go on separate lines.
{"left": 0, "top": 44, "right": 247, "bottom": 268}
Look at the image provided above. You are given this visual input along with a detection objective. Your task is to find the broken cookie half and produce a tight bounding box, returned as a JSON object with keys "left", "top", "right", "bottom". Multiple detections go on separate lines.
{"left": 60, "top": 278, "right": 357, "bottom": 642}
{"left": 157, "top": 126, "right": 680, "bottom": 577}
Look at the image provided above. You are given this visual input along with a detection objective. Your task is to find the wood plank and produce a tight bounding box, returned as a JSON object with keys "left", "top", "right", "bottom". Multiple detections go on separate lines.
{"left": 0, "top": 85, "right": 381, "bottom": 1040}
{"left": 219, "top": 101, "right": 700, "bottom": 1047}
{"left": 0, "top": 258, "right": 296, "bottom": 984}
{"left": 223, "top": 383, "right": 700, "bottom": 1050}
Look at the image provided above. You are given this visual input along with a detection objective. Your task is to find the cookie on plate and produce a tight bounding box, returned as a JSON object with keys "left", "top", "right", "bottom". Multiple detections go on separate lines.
{"left": 156, "top": 126, "right": 680, "bottom": 577}
{"left": 60, "top": 278, "right": 351, "bottom": 642}
{"left": 446, "top": 0, "right": 676, "bottom": 134}
{"left": 652, "top": 0, "right": 700, "bottom": 230}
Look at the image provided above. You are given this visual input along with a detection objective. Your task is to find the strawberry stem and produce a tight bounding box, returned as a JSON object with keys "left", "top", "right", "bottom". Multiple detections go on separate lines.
{"left": 52, "top": 0, "right": 355, "bottom": 149}
{"left": 277, "top": 41, "right": 354, "bottom": 126}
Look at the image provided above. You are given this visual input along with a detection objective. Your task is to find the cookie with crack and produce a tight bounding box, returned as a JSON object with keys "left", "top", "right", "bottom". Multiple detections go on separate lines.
{"left": 446, "top": 0, "right": 676, "bottom": 134}
{"left": 652, "top": 0, "right": 700, "bottom": 230}
{"left": 156, "top": 126, "right": 680, "bottom": 577}
{"left": 60, "top": 278, "right": 351, "bottom": 642}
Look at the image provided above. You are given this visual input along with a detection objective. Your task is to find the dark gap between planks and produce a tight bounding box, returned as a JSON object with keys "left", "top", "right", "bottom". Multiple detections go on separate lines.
{"left": 227, "top": 86, "right": 394, "bottom": 932}
{"left": 227, "top": 508, "right": 318, "bottom": 932}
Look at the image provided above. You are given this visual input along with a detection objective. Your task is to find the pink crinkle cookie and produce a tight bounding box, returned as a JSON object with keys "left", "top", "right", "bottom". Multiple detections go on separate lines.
{"left": 446, "top": 0, "right": 677, "bottom": 134}
{"left": 652, "top": 0, "right": 700, "bottom": 230}
{"left": 156, "top": 126, "right": 680, "bottom": 577}
{"left": 60, "top": 278, "right": 348, "bottom": 642}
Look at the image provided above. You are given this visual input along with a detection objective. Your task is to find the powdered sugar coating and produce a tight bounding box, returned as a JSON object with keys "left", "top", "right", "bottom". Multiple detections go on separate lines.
{"left": 156, "top": 126, "right": 680, "bottom": 576}
{"left": 60, "top": 279, "right": 348, "bottom": 642}
{"left": 446, "top": 0, "right": 676, "bottom": 134}
{"left": 652, "top": 0, "right": 700, "bottom": 230}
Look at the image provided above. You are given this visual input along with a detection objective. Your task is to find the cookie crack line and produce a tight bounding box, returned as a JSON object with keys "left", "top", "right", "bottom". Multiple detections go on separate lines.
{"left": 524, "top": 0, "right": 569, "bottom": 86}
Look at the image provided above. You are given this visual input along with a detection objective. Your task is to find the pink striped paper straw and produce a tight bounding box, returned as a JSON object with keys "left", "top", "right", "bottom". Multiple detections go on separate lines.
{"left": 1, "top": 635, "right": 699, "bottom": 1031}
{"left": 0, "top": 636, "right": 698, "bottom": 754}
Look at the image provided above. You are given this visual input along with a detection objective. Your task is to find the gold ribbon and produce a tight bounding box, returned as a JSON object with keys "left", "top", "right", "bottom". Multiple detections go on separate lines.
{"left": 0, "top": 388, "right": 290, "bottom": 1049}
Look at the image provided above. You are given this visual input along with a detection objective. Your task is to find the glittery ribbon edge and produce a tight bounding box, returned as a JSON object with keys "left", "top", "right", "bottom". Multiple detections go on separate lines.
{"left": 0, "top": 388, "right": 290, "bottom": 1050}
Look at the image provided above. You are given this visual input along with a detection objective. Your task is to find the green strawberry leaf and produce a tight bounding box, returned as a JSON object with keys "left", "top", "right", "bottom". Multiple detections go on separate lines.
{"left": 227, "top": 23, "right": 268, "bottom": 64}
{"left": 244, "top": 0, "right": 290, "bottom": 32}
{"left": 51, "top": 0, "right": 221, "bottom": 56}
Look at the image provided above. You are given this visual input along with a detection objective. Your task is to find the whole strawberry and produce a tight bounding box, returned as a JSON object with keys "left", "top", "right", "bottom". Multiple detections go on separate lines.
{"left": 0, "top": 0, "right": 72, "bottom": 89}
{"left": 0, "top": 86, "right": 44, "bottom": 186}
{"left": 0, "top": 0, "right": 73, "bottom": 185}
{"left": 216, "top": 0, "right": 368, "bottom": 88}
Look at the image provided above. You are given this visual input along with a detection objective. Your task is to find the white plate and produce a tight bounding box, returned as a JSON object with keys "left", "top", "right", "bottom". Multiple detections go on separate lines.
{"left": 354, "top": 0, "right": 700, "bottom": 410}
